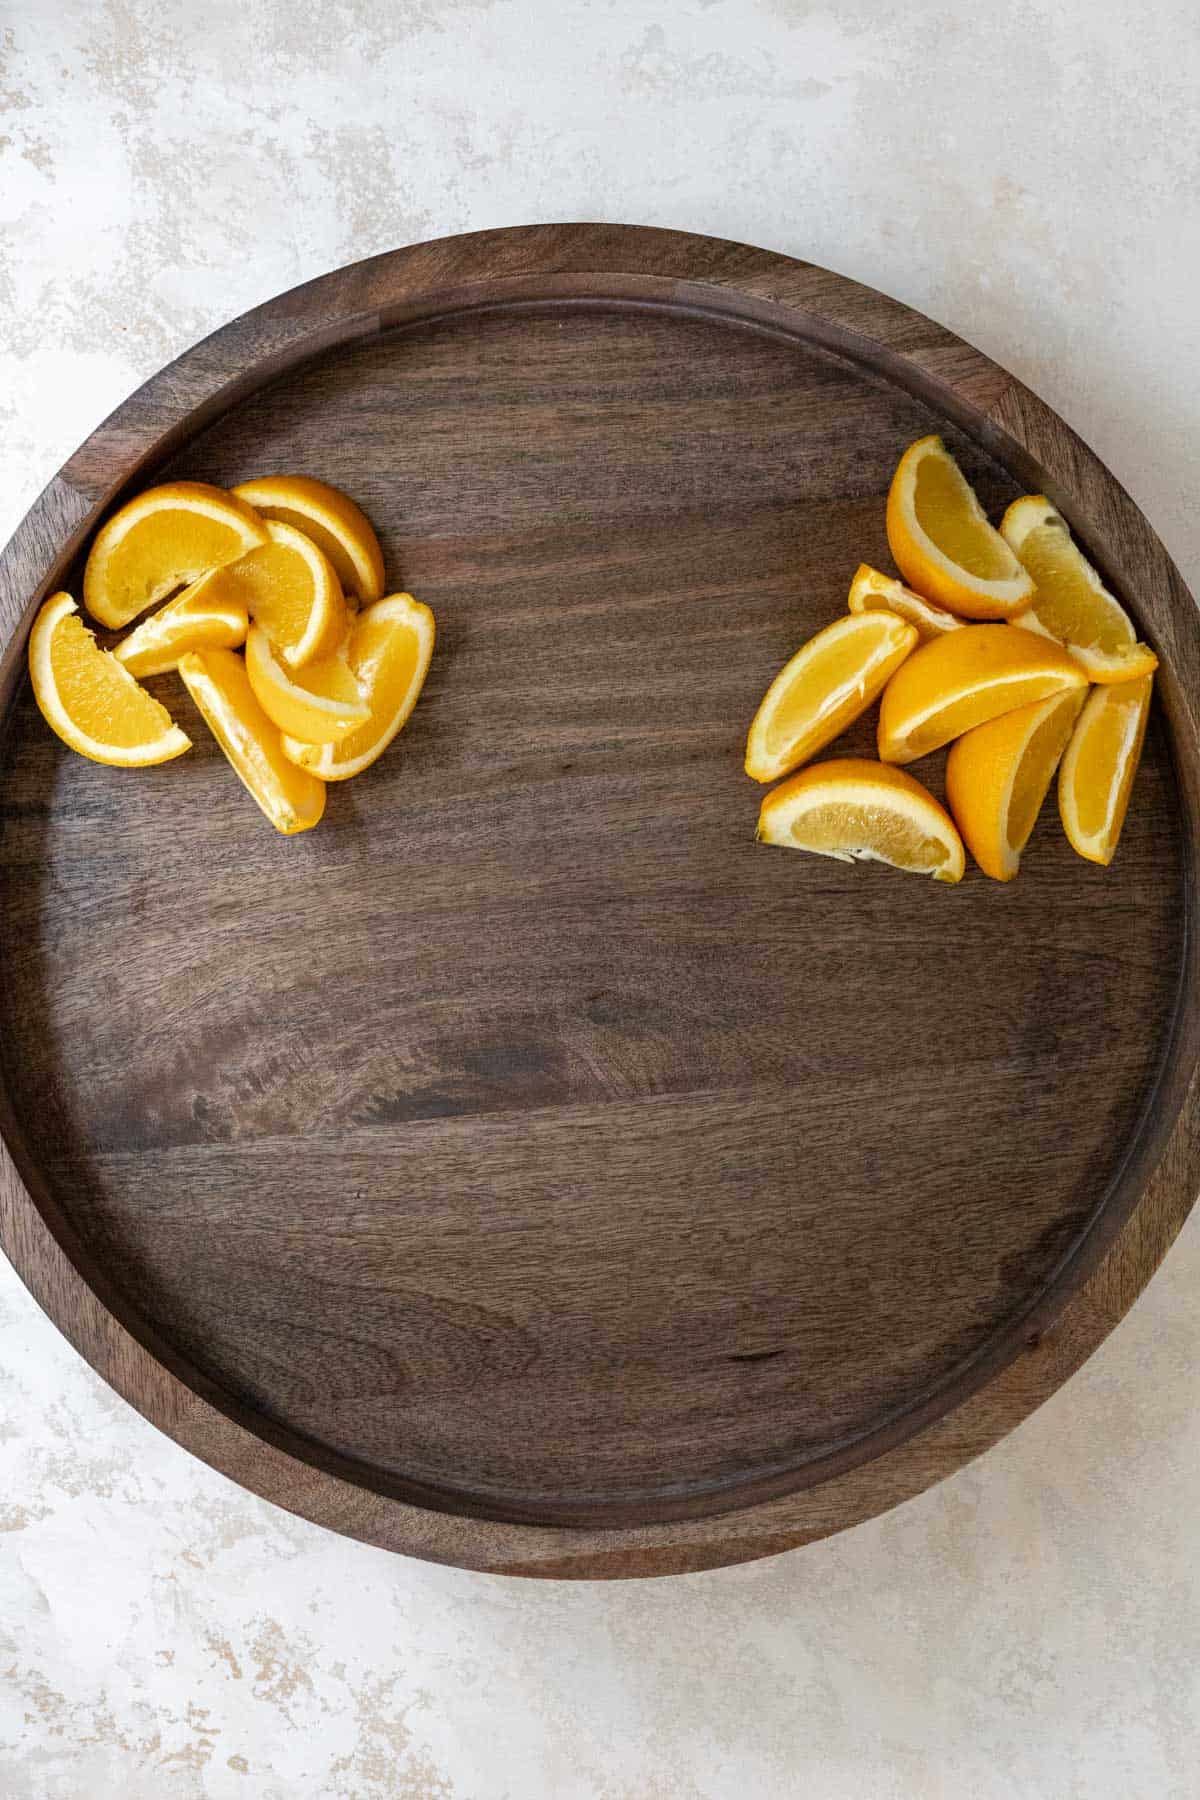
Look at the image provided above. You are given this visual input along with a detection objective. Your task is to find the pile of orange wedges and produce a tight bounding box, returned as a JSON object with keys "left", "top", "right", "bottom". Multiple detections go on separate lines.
{"left": 28, "top": 475, "right": 434, "bottom": 834}
{"left": 748, "top": 434, "right": 1157, "bottom": 883}
{"left": 29, "top": 435, "right": 1155, "bottom": 879}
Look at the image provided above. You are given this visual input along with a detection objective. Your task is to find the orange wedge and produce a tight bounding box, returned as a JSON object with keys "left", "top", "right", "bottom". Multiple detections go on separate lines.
{"left": 83, "top": 481, "right": 268, "bottom": 629}
{"left": 282, "top": 594, "right": 435, "bottom": 781}
{"left": 245, "top": 623, "right": 370, "bottom": 745}
{"left": 204, "top": 520, "right": 347, "bottom": 669}
{"left": 232, "top": 475, "right": 385, "bottom": 605}
{"left": 1058, "top": 674, "right": 1153, "bottom": 866}
{"left": 945, "top": 687, "right": 1086, "bottom": 881}
{"left": 1000, "top": 496, "right": 1158, "bottom": 683}
{"left": 113, "top": 570, "right": 248, "bottom": 677}
{"left": 178, "top": 648, "right": 325, "bottom": 834}
{"left": 744, "top": 611, "right": 917, "bottom": 784}
{"left": 757, "top": 758, "right": 964, "bottom": 883}
{"left": 886, "top": 436, "right": 1035, "bottom": 619}
{"left": 847, "top": 562, "right": 963, "bottom": 640}
{"left": 29, "top": 591, "right": 190, "bottom": 767}
{"left": 878, "top": 624, "right": 1087, "bottom": 765}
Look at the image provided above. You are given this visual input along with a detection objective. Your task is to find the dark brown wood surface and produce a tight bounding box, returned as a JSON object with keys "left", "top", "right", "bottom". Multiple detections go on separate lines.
{"left": 1, "top": 226, "right": 1197, "bottom": 1577}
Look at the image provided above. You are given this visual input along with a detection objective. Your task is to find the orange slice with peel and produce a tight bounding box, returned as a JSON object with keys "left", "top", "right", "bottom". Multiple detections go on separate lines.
{"left": 757, "top": 757, "right": 964, "bottom": 883}
{"left": 204, "top": 520, "right": 347, "bottom": 669}
{"left": 1000, "top": 496, "right": 1158, "bottom": 683}
{"left": 847, "top": 562, "right": 963, "bottom": 640}
{"left": 281, "top": 593, "right": 435, "bottom": 781}
{"left": 1058, "top": 674, "right": 1153, "bottom": 866}
{"left": 83, "top": 481, "right": 268, "bottom": 629}
{"left": 245, "top": 623, "right": 370, "bottom": 745}
{"left": 878, "top": 623, "right": 1087, "bottom": 765}
{"left": 178, "top": 648, "right": 325, "bottom": 835}
{"left": 113, "top": 570, "right": 248, "bottom": 678}
{"left": 29, "top": 591, "right": 190, "bottom": 767}
{"left": 945, "top": 686, "right": 1086, "bottom": 881}
{"left": 745, "top": 611, "right": 917, "bottom": 784}
{"left": 232, "top": 475, "right": 385, "bottom": 605}
{"left": 886, "top": 435, "right": 1035, "bottom": 619}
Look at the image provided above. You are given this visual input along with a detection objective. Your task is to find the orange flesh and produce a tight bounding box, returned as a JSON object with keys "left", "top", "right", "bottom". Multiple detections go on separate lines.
{"left": 913, "top": 454, "right": 1013, "bottom": 580}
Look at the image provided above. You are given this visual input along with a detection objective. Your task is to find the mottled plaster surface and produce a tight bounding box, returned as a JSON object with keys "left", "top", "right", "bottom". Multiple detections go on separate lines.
{"left": 2, "top": 1, "right": 1199, "bottom": 1794}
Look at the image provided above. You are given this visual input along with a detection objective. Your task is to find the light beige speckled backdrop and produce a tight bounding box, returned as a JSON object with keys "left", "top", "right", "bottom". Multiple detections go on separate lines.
{"left": 3, "top": 2, "right": 1199, "bottom": 1795}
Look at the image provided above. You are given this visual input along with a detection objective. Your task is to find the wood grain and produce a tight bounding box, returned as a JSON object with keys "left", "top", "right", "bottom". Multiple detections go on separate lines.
{"left": 0, "top": 226, "right": 1196, "bottom": 1574}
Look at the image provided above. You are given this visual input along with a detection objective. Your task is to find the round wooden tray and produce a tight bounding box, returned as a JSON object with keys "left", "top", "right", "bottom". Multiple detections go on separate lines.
{"left": 1, "top": 226, "right": 1197, "bottom": 1579}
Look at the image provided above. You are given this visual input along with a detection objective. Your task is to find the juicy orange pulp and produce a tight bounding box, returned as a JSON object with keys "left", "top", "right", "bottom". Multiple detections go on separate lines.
{"left": 757, "top": 757, "right": 964, "bottom": 883}
{"left": 877, "top": 623, "right": 1088, "bottom": 764}
{"left": 83, "top": 481, "right": 268, "bottom": 629}
{"left": 886, "top": 436, "right": 1035, "bottom": 619}
{"left": 178, "top": 647, "right": 326, "bottom": 834}
{"left": 281, "top": 594, "right": 436, "bottom": 780}
{"left": 29, "top": 592, "right": 191, "bottom": 767}
{"left": 745, "top": 611, "right": 917, "bottom": 783}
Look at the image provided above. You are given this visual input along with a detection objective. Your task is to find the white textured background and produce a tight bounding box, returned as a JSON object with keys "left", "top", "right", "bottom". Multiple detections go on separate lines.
{"left": 3, "top": 2, "right": 1200, "bottom": 1795}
